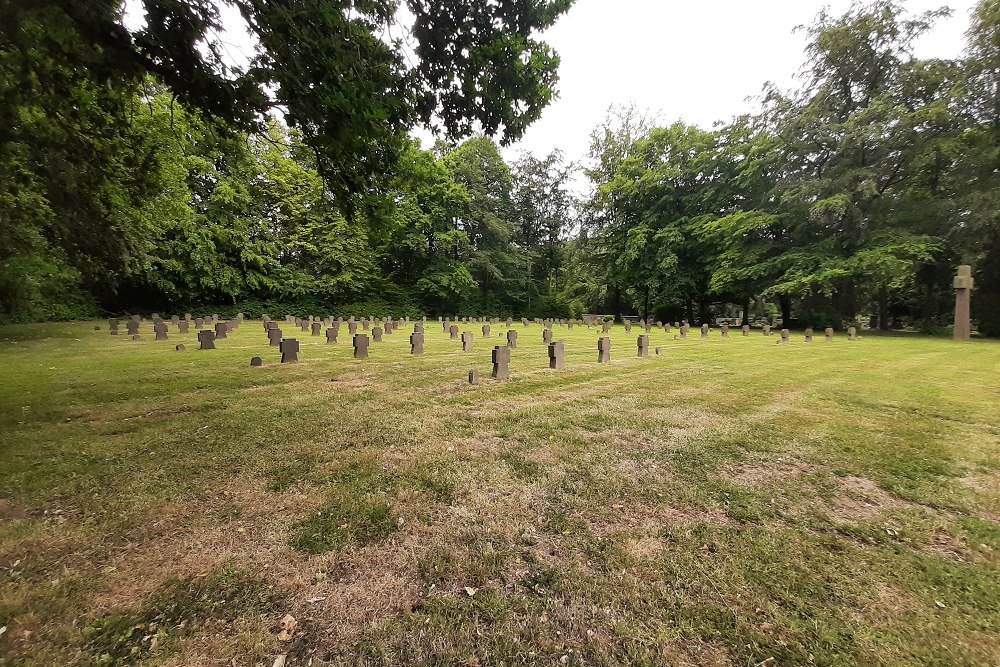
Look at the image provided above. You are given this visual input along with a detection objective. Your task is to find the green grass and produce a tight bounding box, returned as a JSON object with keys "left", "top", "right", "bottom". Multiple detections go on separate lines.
{"left": 0, "top": 319, "right": 998, "bottom": 665}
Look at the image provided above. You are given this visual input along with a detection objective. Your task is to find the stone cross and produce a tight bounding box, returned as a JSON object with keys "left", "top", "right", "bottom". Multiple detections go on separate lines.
{"left": 492, "top": 345, "right": 511, "bottom": 380}
{"left": 742, "top": 324, "right": 750, "bottom": 336}
{"left": 449, "top": 324, "right": 459, "bottom": 340}
{"left": 311, "top": 322, "right": 322, "bottom": 336}
{"left": 194, "top": 317, "right": 203, "bottom": 329}
{"left": 268, "top": 328, "right": 282, "bottom": 346}
{"left": 154, "top": 321, "right": 168, "bottom": 341}
{"left": 482, "top": 324, "right": 491, "bottom": 338}
{"left": 721, "top": 324, "right": 729, "bottom": 337}
{"left": 353, "top": 333, "right": 370, "bottom": 359}
{"left": 780, "top": 329, "right": 790, "bottom": 344}
{"left": 637, "top": 334, "right": 649, "bottom": 357}
{"left": 372, "top": 326, "right": 383, "bottom": 342}
{"left": 804, "top": 327, "right": 813, "bottom": 343}
{"left": 462, "top": 331, "right": 474, "bottom": 352}
{"left": 598, "top": 336, "right": 611, "bottom": 363}
{"left": 170, "top": 315, "right": 180, "bottom": 325}
{"left": 548, "top": 341, "right": 565, "bottom": 369}
{"left": 468, "top": 369, "right": 479, "bottom": 385}
{"left": 624, "top": 321, "right": 632, "bottom": 333}
{"left": 506, "top": 329, "right": 518, "bottom": 348}
{"left": 701, "top": 324, "right": 709, "bottom": 338}
{"left": 178, "top": 320, "right": 189, "bottom": 333}
{"left": 763, "top": 325, "right": 771, "bottom": 336}
{"left": 215, "top": 322, "right": 228, "bottom": 339}
{"left": 680, "top": 324, "right": 688, "bottom": 338}
{"left": 300, "top": 320, "right": 309, "bottom": 332}
{"left": 349, "top": 321, "right": 358, "bottom": 335}
{"left": 825, "top": 327, "right": 834, "bottom": 342}
{"left": 385, "top": 320, "right": 394, "bottom": 335}
{"left": 410, "top": 332, "right": 424, "bottom": 355}
{"left": 953, "top": 265, "right": 974, "bottom": 341}
{"left": 126, "top": 320, "right": 140, "bottom": 336}
{"left": 109, "top": 320, "right": 119, "bottom": 336}
{"left": 280, "top": 338, "right": 299, "bottom": 363}
{"left": 543, "top": 328, "right": 553, "bottom": 345}
{"left": 848, "top": 326, "right": 858, "bottom": 341}
{"left": 326, "top": 327, "right": 338, "bottom": 344}
{"left": 198, "top": 330, "right": 216, "bottom": 350}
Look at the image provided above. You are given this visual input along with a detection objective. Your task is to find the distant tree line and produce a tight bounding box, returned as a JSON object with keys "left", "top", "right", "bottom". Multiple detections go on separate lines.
{"left": 1, "top": 1, "right": 998, "bottom": 335}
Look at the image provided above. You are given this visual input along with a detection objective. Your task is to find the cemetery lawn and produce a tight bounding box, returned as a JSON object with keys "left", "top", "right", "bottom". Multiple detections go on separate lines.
{"left": 1, "top": 322, "right": 1000, "bottom": 667}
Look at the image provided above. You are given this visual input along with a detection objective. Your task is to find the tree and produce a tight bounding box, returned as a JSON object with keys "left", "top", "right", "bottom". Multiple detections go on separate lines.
{"left": 2, "top": 0, "right": 573, "bottom": 210}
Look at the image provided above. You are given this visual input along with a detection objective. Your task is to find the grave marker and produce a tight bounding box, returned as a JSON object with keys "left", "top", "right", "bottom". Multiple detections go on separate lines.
{"left": 548, "top": 340, "right": 565, "bottom": 369}
{"left": 491, "top": 345, "right": 511, "bottom": 380}
{"left": 598, "top": 337, "right": 611, "bottom": 363}
{"left": 353, "top": 334, "right": 370, "bottom": 359}
{"left": 268, "top": 328, "right": 282, "bottom": 346}
{"left": 462, "top": 331, "right": 474, "bottom": 352}
{"left": 280, "top": 338, "right": 299, "bottom": 363}
{"left": 372, "top": 326, "right": 383, "bottom": 342}
{"left": 507, "top": 329, "right": 518, "bottom": 348}
{"left": 311, "top": 322, "right": 322, "bottom": 336}
{"left": 250, "top": 356, "right": 263, "bottom": 367}
{"left": 215, "top": 322, "right": 228, "bottom": 339}
{"left": 637, "top": 334, "right": 649, "bottom": 357}
{"left": 410, "top": 332, "right": 424, "bottom": 355}
{"left": 198, "top": 330, "right": 216, "bottom": 350}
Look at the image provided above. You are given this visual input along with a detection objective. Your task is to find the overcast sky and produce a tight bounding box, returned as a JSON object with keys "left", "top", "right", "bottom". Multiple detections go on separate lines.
{"left": 510, "top": 0, "right": 978, "bottom": 165}
{"left": 125, "top": 0, "right": 980, "bottom": 168}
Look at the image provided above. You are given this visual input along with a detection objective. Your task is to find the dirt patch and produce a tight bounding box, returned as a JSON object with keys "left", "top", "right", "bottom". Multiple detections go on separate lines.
{"left": 724, "top": 459, "right": 824, "bottom": 489}
{"left": 827, "top": 475, "right": 919, "bottom": 522}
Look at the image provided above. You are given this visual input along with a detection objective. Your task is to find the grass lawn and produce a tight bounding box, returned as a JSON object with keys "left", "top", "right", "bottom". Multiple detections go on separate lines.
{"left": 0, "top": 319, "right": 998, "bottom": 666}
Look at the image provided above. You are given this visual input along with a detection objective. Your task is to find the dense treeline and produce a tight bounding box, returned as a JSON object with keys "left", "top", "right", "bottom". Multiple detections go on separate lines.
{"left": 2, "top": 1, "right": 999, "bottom": 335}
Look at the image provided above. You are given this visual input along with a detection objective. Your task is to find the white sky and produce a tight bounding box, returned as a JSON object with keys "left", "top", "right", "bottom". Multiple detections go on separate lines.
{"left": 125, "top": 0, "right": 979, "bottom": 168}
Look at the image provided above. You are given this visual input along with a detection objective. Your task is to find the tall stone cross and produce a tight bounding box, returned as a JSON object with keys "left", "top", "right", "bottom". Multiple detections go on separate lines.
{"left": 953, "top": 265, "right": 973, "bottom": 341}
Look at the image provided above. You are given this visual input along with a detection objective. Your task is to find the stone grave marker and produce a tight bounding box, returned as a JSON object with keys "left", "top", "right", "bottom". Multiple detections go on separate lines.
{"left": 602, "top": 320, "right": 612, "bottom": 333}
{"left": 268, "top": 328, "right": 282, "bottom": 346}
{"left": 763, "top": 325, "right": 771, "bottom": 336}
{"left": 194, "top": 317, "right": 203, "bottom": 329}
{"left": 127, "top": 320, "right": 140, "bottom": 336}
{"left": 482, "top": 324, "right": 491, "bottom": 338}
{"left": 543, "top": 328, "right": 553, "bottom": 344}
{"left": 492, "top": 345, "right": 511, "bottom": 380}
{"left": 353, "top": 333, "right": 370, "bottom": 359}
{"left": 410, "top": 332, "right": 424, "bottom": 355}
{"left": 742, "top": 324, "right": 750, "bottom": 336}
{"left": 311, "top": 322, "right": 322, "bottom": 336}
{"left": 598, "top": 337, "right": 611, "bottom": 363}
{"left": 178, "top": 320, "right": 189, "bottom": 333}
{"left": 507, "top": 329, "right": 518, "bottom": 348}
{"left": 280, "top": 338, "right": 299, "bottom": 363}
{"left": 780, "top": 328, "right": 790, "bottom": 344}
{"left": 215, "top": 322, "right": 228, "bottom": 340}
{"left": 449, "top": 324, "right": 459, "bottom": 340}
{"left": 637, "top": 334, "right": 649, "bottom": 357}
{"left": 154, "top": 321, "right": 168, "bottom": 341}
{"left": 825, "top": 327, "right": 834, "bottom": 342}
{"left": 372, "top": 326, "right": 383, "bottom": 342}
{"left": 804, "top": 327, "right": 814, "bottom": 343}
{"left": 680, "top": 324, "right": 688, "bottom": 338}
{"left": 548, "top": 340, "right": 565, "bottom": 369}
{"left": 326, "top": 327, "right": 338, "bottom": 344}
{"left": 348, "top": 321, "right": 358, "bottom": 335}
{"left": 701, "top": 324, "right": 709, "bottom": 338}
{"left": 848, "top": 326, "right": 858, "bottom": 341}
{"left": 175, "top": 344, "right": 185, "bottom": 351}
{"left": 250, "top": 356, "right": 263, "bottom": 367}
{"left": 468, "top": 369, "right": 479, "bottom": 385}
{"left": 198, "top": 330, "right": 216, "bottom": 350}
{"left": 721, "top": 324, "right": 729, "bottom": 337}
{"left": 109, "top": 320, "right": 119, "bottom": 335}
{"left": 461, "top": 331, "right": 474, "bottom": 352}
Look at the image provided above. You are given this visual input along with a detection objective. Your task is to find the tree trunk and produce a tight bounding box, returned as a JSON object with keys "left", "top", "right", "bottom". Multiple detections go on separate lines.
{"left": 685, "top": 297, "right": 694, "bottom": 324}
{"left": 779, "top": 294, "right": 792, "bottom": 326}
{"left": 643, "top": 287, "right": 650, "bottom": 322}
{"left": 741, "top": 295, "right": 751, "bottom": 326}
{"left": 612, "top": 284, "right": 622, "bottom": 323}
{"left": 698, "top": 299, "right": 710, "bottom": 326}
{"left": 878, "top": 287, "right": 889, "bottom": 331}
